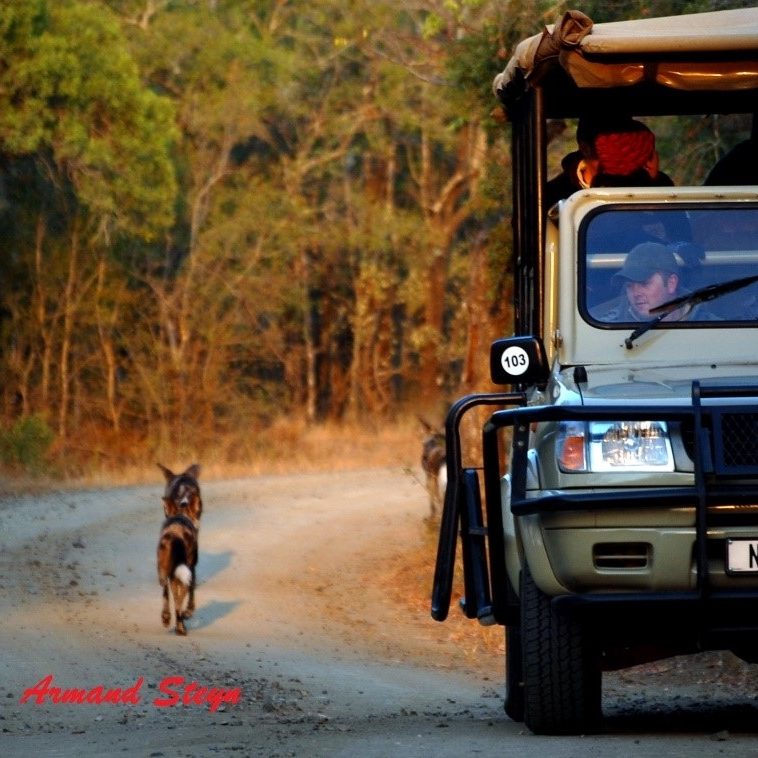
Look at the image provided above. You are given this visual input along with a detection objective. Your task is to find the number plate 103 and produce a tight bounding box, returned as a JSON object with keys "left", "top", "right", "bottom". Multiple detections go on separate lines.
{"left": 726, "top": 539, "right": 758, "bottom": 574}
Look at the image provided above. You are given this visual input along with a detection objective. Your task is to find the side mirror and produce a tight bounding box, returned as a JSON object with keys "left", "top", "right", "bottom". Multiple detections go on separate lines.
{"left": 490, "top": 336, "right": 549, "bottom": 386}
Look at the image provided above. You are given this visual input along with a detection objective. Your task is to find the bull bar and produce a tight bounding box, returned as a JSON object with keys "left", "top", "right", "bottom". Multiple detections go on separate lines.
{"left": 431, "top": 381, "right": 758, "bottom": 643}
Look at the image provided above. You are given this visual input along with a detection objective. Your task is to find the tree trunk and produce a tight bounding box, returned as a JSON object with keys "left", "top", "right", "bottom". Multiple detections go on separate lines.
{"left": 33, "top": 214, "right": 53, "bottom": 409}
{"left": 460, "top": 233, "right": 487, "bottom": 393}
{"left": 58, "top": 223, "right": 80, "bottom": 438}
{"left": 95, "top": 257, "right": 121, "bottom": 432}
{"left": 418, "top": 121, "right": 488, "bottom": 399}
{"left": 301, "top": 247, "right": 317, "bottom": 424}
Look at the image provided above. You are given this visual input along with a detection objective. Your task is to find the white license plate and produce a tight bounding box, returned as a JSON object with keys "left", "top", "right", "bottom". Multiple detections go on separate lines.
{"left": 726, "top": 539, "right": 758, "bottom": 574}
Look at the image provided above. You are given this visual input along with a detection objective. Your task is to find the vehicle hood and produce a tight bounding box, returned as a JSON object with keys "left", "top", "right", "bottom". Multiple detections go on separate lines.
{"left": 557, "top": 364, "right": 758, "bottom": 406}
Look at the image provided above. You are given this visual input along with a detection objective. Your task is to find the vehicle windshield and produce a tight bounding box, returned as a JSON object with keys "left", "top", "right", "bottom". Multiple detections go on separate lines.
{"left": 582, "top": 205, "right": 758, "bottom": 326}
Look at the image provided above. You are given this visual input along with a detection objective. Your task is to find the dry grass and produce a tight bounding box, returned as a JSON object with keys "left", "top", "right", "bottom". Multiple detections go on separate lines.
{"left": 177, "top": 418, "right": 421, "bottom": 484}
{"left": 378, "top": 516, "right": 505, "bottom": 665}
{"left": 0, "top": 417, "right": 424, "bottom": 493}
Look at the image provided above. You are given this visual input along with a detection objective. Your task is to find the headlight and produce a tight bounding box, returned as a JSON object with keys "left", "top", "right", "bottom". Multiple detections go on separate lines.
{"left": 557, "top": 421, "right": 674, "bottom": 473}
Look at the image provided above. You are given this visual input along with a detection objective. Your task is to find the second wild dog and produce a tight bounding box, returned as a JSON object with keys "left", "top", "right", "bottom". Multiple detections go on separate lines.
{"left": 419, "top": 418, "right": 447, "bottom": 519}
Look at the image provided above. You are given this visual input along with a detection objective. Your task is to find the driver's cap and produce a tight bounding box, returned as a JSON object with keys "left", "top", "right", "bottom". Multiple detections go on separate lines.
{"left": 612, "top": 242, "right": 679, "bottom": 286}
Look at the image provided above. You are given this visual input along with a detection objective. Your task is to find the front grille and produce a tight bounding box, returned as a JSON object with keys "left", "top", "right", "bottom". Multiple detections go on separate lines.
{"left": 716, "top": 412, "right": 758, "bottom": 472}
{"left": 680, "top": 419, "right": 695, "bottom": 461}
{"left": 679, "top": 412, "right": 758, "bottom": 476}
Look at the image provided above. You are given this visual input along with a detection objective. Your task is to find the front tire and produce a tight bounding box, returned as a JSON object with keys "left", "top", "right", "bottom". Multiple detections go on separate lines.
{"left": 521, "top": 566, "right": 601, "bottom": 734}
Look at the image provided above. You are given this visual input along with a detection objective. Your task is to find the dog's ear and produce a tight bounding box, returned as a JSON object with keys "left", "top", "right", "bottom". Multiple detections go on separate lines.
{"left": 184, "top": 463, "right": 200, "bottom": 480}
{"left": 188, "top": 496, "right": 202, "bottom": 523}
{"left": 157, "top": 463, "right": 175, "bottom": 481}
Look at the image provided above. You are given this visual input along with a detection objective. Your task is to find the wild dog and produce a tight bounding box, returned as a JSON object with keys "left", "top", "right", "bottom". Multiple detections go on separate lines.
{"left": 156, "top": 463, "right": 202, "bottom": 636}
{"left": 419, "top": 417, "right": 447, "bottom": 519}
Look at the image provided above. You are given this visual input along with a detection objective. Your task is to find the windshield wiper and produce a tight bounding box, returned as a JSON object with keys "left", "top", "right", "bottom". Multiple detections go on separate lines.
{"left": 624, "top": 313, "right": 668, "bottom": 350}
{"left": 625, "top": 273, "right": 758, "bottom": 350}
{"left": 650, "top": 273, "right": 758, "bottom": 316}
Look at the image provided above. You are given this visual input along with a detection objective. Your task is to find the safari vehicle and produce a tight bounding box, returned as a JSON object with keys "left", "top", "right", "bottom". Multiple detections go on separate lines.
{"left": 431, "top": 7, "right": 758, "bottom": 735}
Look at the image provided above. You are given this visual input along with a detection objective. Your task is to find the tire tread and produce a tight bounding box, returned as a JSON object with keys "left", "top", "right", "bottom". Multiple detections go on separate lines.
{"left": 521, "top": 566, "right": 601, "bottom": 734}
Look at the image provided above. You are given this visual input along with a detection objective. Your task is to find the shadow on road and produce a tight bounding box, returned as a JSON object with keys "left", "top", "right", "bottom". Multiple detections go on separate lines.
{"left": 197, "top": 550, "right": 233, "bottom": 582}
{"left": 190, "top": 599, "right": 240, "bottom": 630}
{"left": 602, "top": 697, "right": 758, "bottom": 735}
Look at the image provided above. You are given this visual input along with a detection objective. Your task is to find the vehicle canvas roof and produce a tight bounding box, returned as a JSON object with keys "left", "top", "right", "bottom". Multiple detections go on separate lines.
{"left": 494, "top": 7, "right": 758, "bottom": 118}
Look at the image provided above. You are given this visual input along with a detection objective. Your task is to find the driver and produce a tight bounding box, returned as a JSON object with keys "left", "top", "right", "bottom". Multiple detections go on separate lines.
{"left": 593, "top": 242, "right": 714, "bottom": 322}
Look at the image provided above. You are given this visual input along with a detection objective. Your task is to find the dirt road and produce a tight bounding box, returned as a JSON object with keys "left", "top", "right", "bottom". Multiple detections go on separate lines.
{"left": 2, "top": 467, "right": 758, "bottom": 756}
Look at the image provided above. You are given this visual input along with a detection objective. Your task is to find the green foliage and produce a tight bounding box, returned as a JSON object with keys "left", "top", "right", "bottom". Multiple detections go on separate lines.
{"left": 578, "top": 0, "right": 756, "bottom": 22}
{"left": 445, "top": 23, "right": 506, "bottom": 114}
{"left": 0, "top": 0, "right": 177, "bottom": 239}
{"left": 0, "top": 415, "right": 55, "bottom": 473}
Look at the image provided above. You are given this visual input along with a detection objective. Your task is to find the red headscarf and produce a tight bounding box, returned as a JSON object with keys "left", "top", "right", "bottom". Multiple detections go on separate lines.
{"left": 594, "top": 127, "right": 655, "bottom": 176}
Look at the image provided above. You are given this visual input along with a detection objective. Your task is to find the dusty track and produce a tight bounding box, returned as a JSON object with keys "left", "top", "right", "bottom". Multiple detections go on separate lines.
{"left": 2, "top": 468, "right": 758, "bottom": 756}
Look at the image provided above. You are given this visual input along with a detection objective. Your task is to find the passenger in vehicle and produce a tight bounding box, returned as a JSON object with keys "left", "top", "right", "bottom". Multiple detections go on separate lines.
{"left": 704, "top": 116, "right": 758, "bottom": 186}
{"left": 586, "top": 207, "right": 693, "bottom": 259}
{"left": 544, "top": 124, "right": 589, "bottom": 208}
{"left": 591, "top": 242, "right": 716, "bottom": 323}
{"left": 704, "top": 139, "right": 758, "bottom": 185}
{"left": 545, "top": 117, "right": 672, "bottom": 208}
{"left": 591, "top": 121, "right": 672, "bottom": 188}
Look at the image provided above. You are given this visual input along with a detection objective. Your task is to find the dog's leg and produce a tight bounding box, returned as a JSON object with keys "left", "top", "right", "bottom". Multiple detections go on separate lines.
{"left": 425, "top": 471, "right": 437, "bottom": 518}
{"left": 158, "top": 533, "right": 172, "bottom": 627}
{"left": 171, "top": 577, "right": 188, "bottom": 636}
{"left": 161, "top": 583, "right": 170, "bottom": 627}
{"left": 185, "top": 567, "right": 196, "bottom": 618}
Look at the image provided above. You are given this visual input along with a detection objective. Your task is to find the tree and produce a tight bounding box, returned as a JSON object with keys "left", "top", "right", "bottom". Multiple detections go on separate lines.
{"left": 0, "top": 0, "right": 176, "bottom": 440}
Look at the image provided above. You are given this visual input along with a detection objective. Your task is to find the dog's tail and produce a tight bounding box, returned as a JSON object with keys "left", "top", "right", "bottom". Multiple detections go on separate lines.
{"left": 157, "top": 533, "right": 192, "bottom": 587}
{"left": 174, "top": 564, "right": 192, "bottom": 586}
